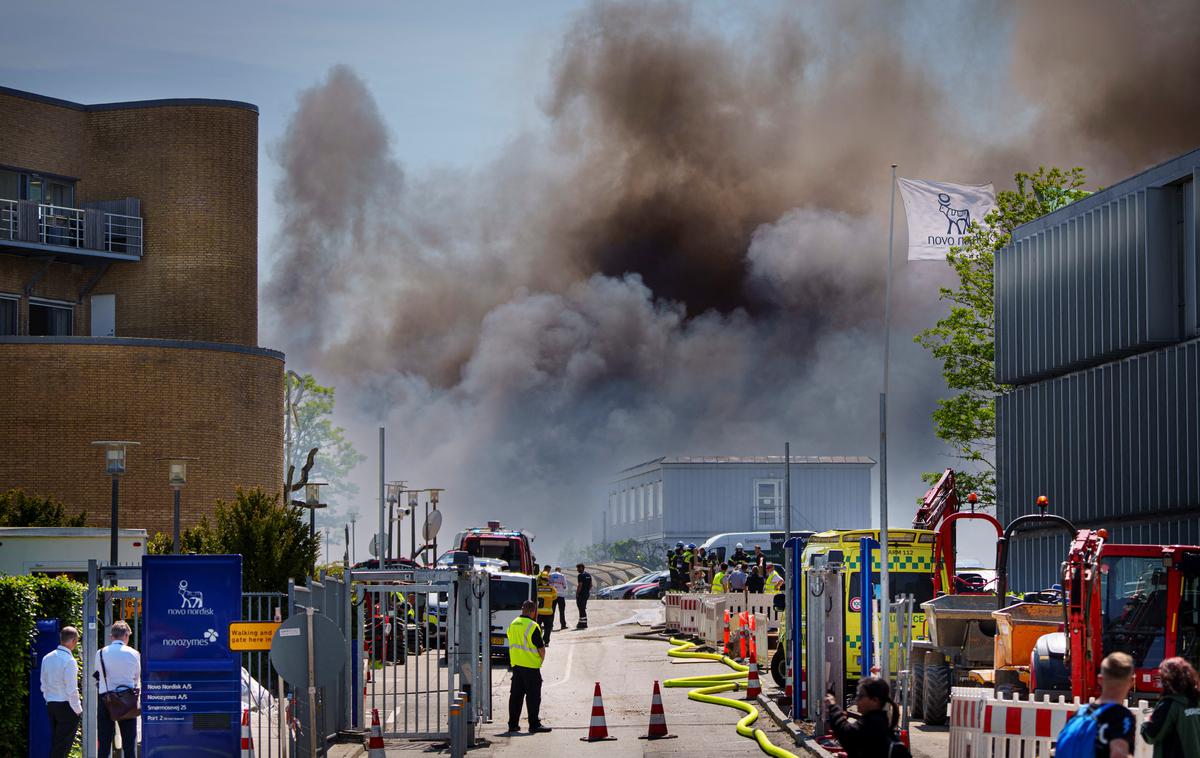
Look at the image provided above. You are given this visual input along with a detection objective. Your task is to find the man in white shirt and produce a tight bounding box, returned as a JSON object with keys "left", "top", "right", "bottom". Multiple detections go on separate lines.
{"left": 548, "top": 567, "right": 569, "bottom": 630}
{"left": 40, "top": 626, "right": 82, "bottom": 758}
{"left": 94, "top": 620, "right": 140, "bottom": 757}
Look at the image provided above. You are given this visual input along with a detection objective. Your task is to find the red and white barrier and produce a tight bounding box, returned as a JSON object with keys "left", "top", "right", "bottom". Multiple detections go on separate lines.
{"left": 948, "top": 686, "right": 1154, "bottom": 758}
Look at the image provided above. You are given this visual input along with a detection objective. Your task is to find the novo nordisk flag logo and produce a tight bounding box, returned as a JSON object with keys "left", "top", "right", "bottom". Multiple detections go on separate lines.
{"left": 897, "top": 177, "right": 996, "bottom": 261}
{"left": 168, "top": 579, "right": 214, "bottom": 616}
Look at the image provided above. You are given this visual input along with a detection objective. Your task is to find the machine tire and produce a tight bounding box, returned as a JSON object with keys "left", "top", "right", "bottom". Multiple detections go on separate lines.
{"left": 771, "top": 647, "right": 786, "bottom": 689}
{"left": 910, "top": 653, "right": 926, "bottom": 720}
{"left": 923, "top": 652, "right": 951, "bottom": 726}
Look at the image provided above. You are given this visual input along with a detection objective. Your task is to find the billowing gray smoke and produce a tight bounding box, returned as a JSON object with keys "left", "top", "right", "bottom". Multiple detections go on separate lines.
{"left": 265, "top": 1, "right": 1200, "bottom": 558}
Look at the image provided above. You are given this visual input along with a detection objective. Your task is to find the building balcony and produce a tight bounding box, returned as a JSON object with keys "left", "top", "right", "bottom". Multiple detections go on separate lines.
{"left": 0, "top": 197, "right": 142, "bottom": 262}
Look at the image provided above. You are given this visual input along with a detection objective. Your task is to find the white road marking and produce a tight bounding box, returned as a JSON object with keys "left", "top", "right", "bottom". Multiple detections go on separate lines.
{"left": 544, "top": 644, "right": 575, "bottom": 689}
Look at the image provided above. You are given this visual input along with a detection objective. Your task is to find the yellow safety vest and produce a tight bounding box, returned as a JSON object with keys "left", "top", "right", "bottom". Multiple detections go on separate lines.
{"left": 536, "top": 582, "right": 557, "bottom": 615}
{"left": 711, "top": 571, "right": 725, "bottom": 593}
{"left": 765, "top": 571, "right": 784, "bottom": 594}
{"left": 507, "top": 616, "right": 543, "bottom": 669}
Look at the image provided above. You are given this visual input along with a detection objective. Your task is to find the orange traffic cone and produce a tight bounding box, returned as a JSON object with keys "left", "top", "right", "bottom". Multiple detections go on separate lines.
{"left": 638, "top": 680, "right": 677, "bottom": 740}
{"left": 367, "top": 708, "right": 386, "bottom": 757}
{"left": 580, "top": 682, "right": 618, "bottom": 742}
{"left": 745, "top": 662, "right": 762, "bottom": 700}
{"left": 240, "top": 707, "right": 255, "bottom": 758}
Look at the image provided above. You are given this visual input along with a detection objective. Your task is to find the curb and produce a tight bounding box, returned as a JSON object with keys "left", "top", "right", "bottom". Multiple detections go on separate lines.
{"left": 755, "top": 694, "right": 839, "bottom": 758}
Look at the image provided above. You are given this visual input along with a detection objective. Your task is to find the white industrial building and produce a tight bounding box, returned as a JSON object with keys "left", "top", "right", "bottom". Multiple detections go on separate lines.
{"left": 596, "top": 456, "right": 875, "bottom": 547}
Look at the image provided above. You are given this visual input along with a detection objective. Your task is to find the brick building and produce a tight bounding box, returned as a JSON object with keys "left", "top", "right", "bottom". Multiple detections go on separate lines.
{"left": 0, "top": 85, "right": 284, "bottom": 536}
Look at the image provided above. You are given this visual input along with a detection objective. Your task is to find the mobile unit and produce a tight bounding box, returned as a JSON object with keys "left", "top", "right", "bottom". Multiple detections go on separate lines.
{"left": 0, "top": 527, "right": 147, "bottom": 582}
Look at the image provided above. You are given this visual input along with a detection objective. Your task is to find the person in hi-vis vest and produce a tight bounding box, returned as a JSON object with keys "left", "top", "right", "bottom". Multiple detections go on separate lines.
{"left": 505, "top": 600, "right": 551, "bottom": 734}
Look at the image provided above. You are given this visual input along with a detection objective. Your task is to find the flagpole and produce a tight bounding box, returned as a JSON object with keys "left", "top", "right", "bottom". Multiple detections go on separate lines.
{"left": 879, "top": 163, "right": 897, "bottom": 682}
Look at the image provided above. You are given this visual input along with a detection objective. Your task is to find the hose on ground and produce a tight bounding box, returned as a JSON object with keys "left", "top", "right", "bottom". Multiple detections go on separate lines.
{"left": 662, "top": 637, "right": 798, "bottom": 758}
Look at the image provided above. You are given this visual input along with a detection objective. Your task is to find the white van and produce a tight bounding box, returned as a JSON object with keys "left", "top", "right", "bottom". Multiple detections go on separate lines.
{"left": 699, "top": 531, "right": 815, "bottom": 566}
{"left": 489, "top": 572, "right": 535, "bottom": 660}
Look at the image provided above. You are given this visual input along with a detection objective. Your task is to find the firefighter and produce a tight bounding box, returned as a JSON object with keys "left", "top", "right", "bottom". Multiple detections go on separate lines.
{"left": 536, "top": 570, "right": 558, "bottom": 645}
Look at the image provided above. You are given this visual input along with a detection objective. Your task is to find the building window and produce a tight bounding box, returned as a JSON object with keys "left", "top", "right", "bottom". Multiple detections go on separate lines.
{"left": 28, "top": 299, "right": 72, "bottom": 336}
{"left": 0, "top": 170, "right": 76, "bottom": 206}
{"left": 0, "top": 296, "right": 16, "bottom": 335}
{"left": 638, "top": 486, "right": 646, "bottom": 521}
{"left": 655, "top": 481, "right": 663, "bottom": 517}
{"left": 753, "top": 479, "right": 783, "bottom": 530}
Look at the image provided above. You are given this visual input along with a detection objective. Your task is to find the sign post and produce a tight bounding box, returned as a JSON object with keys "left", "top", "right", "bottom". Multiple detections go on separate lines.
{"left": 141, "top": 554, "right": 242, "bottom": 757}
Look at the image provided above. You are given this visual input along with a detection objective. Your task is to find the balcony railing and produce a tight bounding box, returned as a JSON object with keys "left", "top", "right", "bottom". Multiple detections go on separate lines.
{"left": 0, "top": 198, "right": 143, "bottom": 258}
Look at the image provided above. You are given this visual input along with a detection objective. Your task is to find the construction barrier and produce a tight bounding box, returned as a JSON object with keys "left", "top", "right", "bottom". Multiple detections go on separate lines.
{"left": 947, "top": 686, "right": 1155, "bottom": 758}
{"left": 699, "top": 597, "right": 728, "bottom": 645}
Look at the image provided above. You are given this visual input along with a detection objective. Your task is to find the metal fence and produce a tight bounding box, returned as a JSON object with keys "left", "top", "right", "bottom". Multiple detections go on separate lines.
{"left": 353, "top": 567, "right": 491, "bottom": 755}
{"left": 0, "top": 197, "right": 143, "bottom": 256}
{"left": 81, "top": 562, "right": 290, "bottom": 758}
{"left": 288, "top": 571, "right": 352, "bottom": 756}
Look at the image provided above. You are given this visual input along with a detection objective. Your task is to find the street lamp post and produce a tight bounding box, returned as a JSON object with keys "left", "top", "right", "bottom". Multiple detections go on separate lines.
{"left": 92, "top": 441, "right": 140, "bottom": 569}
{"left": 157, "top": 457, "right": 197, "bottom": 554}
{"left": 301, "top": 482, "right": 327, "bottom": 539}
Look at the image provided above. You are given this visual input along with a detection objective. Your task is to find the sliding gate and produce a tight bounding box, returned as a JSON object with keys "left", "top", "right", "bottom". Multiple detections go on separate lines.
{"left": 354, "top": 567, "right": 491, "bottom": 745}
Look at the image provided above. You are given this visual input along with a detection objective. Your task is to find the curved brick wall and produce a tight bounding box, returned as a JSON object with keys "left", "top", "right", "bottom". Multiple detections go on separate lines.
{"left": 0, "top": 339, "right": 283, "bottom": 536}
{"left": 0, "top": 89, "right": 259, "bottom": 346}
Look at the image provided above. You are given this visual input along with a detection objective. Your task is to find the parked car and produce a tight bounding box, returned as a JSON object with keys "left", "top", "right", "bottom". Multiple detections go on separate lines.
{"left": 598, "top": 570, "right": 669, "bottom": 599}
{"left": 629, "top": 576, "right": 670, "bottom": 600}
{"left": 596, "top": 572, "right": 656, "bottom": 599}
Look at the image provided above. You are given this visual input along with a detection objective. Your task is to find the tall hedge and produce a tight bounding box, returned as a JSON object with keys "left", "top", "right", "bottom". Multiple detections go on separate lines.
{"left": 0, "top": 576, "right": 85, "bottom": 755}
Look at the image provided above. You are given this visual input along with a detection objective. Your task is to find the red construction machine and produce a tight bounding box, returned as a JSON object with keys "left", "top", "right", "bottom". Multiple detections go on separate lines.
{"left": 1026, "top": 528, "right": 1200, "bottom": 700}
{"left": 912, "top": 469, "right": 1004, "bottom": 596}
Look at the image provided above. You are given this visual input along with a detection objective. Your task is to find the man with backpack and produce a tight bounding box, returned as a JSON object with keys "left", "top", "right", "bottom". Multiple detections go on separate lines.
{"left": 1055, "top": 652, "right": 1138, "bottom": 758}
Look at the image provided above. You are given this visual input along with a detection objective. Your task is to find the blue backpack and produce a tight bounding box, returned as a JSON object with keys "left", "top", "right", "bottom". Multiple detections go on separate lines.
{"left": 1054, "top": 703, "right": 1116, "bottom": 758}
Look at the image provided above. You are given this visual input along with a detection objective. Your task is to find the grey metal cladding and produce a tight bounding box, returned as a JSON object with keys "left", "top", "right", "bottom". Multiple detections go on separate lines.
{"left": 1006, "top": 515, "right": 1200, "bottom": 593}
{"left": 997, "top": 338, "right": 1200, "bottom": 527}
{"left": 996, "top": 149, "right": 1200, "bottom": 386}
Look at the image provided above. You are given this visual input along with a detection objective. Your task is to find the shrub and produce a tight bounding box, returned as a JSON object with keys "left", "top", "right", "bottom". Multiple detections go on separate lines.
{"left": 0, "top": 575, "right": 85, "bottom": 755}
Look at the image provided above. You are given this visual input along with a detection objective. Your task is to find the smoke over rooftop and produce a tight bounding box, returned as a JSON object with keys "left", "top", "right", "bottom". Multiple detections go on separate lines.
{"left": 265, "top": 1, "right": 1200, "bottom": 556}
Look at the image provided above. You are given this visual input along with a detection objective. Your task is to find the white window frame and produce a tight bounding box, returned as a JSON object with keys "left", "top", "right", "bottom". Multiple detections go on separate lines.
{"left": 655, "top": 481, "right": 663, "bottom": 517}
{"left": 753, "top": 479, "right": 784, "bottom": 530}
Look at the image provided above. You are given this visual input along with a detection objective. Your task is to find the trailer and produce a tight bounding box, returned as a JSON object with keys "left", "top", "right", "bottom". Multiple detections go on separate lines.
{"left": 0, "top": 527, "right": 148, "bottom": 583}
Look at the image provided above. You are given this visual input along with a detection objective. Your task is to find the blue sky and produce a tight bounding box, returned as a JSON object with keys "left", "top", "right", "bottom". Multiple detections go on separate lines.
{"left": 0, "top": 0, "right": 1013, "bottom": 285}
{"left": 0, "top": 1, "right": 594, "bottom": 266}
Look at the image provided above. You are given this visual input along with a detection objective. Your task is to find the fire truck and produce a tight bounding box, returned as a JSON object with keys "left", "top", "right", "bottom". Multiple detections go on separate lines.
{"left": 452, "top": 522, "right": 536, "bottom": 575}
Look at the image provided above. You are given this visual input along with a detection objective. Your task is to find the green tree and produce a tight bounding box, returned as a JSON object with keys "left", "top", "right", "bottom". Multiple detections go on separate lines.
{"left": 287, "top": 373, "right": 365, "bottom": 516}
{"left": 215, "top": 488, "right": 320, "bottom": 592}
{"left": 149, "top": 489, "right": 318, "bottom": 592}
{"left": 914, "top": 167, "right": 1090, "bottom": 503}
{"left": 0, "top": 489, "right": 86, "bottom": 526}
{"left": 147, "top": 518, "right": 221, "bottom": 555}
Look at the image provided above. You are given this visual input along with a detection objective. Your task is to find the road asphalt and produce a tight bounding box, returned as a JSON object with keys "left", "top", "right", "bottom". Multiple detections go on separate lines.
{"left": 332, "top": 598, "right": 949, "bottom": 757}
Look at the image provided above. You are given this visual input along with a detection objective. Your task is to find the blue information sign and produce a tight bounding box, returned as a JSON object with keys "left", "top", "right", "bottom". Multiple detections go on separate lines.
{"left": 142, "top": 554, "right": 242, "bottom": 757}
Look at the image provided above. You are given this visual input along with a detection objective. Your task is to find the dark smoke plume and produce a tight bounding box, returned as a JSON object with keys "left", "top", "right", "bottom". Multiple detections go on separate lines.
{"left": 265, "top": 1, "right": 1200, "bottom": 558}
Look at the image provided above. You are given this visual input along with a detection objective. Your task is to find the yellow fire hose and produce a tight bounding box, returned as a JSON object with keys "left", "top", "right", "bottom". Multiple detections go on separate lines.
{"left": 663, "top": 637, "right": 798, "bottom": 758}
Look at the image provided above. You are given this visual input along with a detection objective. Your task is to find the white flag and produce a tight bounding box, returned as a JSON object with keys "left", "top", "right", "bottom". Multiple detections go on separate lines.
{"left": 897, "top": 178, "right": 996, "bottom": 261}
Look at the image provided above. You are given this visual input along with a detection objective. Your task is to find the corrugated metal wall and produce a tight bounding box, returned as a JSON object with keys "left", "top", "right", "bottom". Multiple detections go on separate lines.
{"left": 995, "top": 150, "right": 1200, "bottom": 589}
{"left": 603, "top": 466, "right": 665, "bottom": 543}
{"left": 996, "top": 185, "right": 1185, "bottom": 385}
{"left": 997, "top": 337, "right": 1200, "bottom": 527}
{"left": 1006, "top": 518, "right": 1200, "bottom": 592}
{"left": 660, "top": 463, "right": 872, "bottom": 544}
